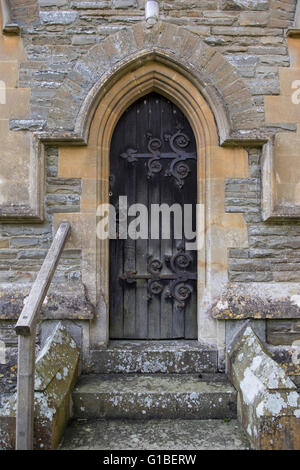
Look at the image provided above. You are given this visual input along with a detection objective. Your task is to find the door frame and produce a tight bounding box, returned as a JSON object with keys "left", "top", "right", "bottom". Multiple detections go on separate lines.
{"left": 92, "top": 60, "right": 215, "bottom": 347}
{"left": 56, "top": 55, "right": 248, "bottom": 357}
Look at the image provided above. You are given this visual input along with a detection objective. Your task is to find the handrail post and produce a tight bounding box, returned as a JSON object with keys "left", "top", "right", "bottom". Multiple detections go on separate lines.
{"left": 15, "top": 222, "right": 71, "bottom": 450}
{"left": 16, "top": 329, "right": 36, "bottom": 450}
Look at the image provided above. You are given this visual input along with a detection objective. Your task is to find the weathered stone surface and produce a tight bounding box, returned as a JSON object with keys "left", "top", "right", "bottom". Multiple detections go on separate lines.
{"left": 212, "top": 282, "right": 300, "bottom": 319}
{"left": 240, "top": 11, "right": 270, "bottom": 26}
{"left": 0, "top": 282, "right": 94, "bottom": 321}
{"left": 9, "top": 120, "right": 46, "bottom": 131}
{"left": 72, "top": 373, "right": 237, "bottom": 420}
{"left": 112, "top": 0, "right": 137, "bottom": 8}
{"left": 39, "top": 0, "right": 67, "bottom": 6}
{"left": 0, "top": 321, "right": 18, "bottom": 396}
{"left": 266, "top": 319, "right": 300, "bottom": 346}
{"left": 228, "top": 324, "right": 300, "bottom": 450}
{"left": 34, "top": 322, "right": 79, "bottom": 391}
{"left": 222, "top": 0, "right": 269, "bottom": 11}
{"left": 60, "top": 418, "right": 251, "bottom": 450}
{"left": 9, "top": 0, "right": 40, "bottom": 26}
{"left": 40, "top": 11, "right": 78, "bottom": 25}
{"left": 40, "top": 319, "right": 87, "bottom": 356}
{"left": 0, "top": 322, "right": 80, "bottom": 450}
{"left": 71, "top": 2, "right": 110, "bottom": 9}
{"left": 0, "top": 282, "right": 90, "bottom": 392}
{"left": 89, "top": 340, "right": 218, "bottom": 374}
{"left": 267, "top": 344, "right": 300, "bottom": 376}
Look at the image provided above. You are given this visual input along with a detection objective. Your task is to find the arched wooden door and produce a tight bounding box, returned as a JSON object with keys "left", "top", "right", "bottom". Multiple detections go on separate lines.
{"left": 109, "top": 92, "right": 197, "bottom": 339}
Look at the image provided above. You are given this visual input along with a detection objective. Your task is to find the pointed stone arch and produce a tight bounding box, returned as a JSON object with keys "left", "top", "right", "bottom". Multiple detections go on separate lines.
{"left": 48, "top": 22, "right": 259, "bottom": 145}
{"left": 55, "top": 56, "right": 249, "bottom": 358}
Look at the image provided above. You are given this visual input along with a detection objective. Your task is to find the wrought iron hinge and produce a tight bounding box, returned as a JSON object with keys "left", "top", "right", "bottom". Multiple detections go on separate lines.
{"left": 120, "top": 246, "right": 196, "bottom": 310}
{"left": 120, "top": 124, "right": 196, "bottom": 189}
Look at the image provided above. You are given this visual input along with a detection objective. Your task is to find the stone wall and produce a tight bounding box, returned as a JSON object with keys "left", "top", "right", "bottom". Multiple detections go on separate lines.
{"left": 0, "top": 0, "right": 300, "bottom": 378}
{"left": 16, "top": 0, "right": 295, "bottom": 130}
{"left": 226, "top": 148, "right": 300, "bottom": 284}
{"left": 266, "top": 319, "right": 300, "bottom": 345}
{"left": 0, "top": 146, "right": 81, "bottom": 285}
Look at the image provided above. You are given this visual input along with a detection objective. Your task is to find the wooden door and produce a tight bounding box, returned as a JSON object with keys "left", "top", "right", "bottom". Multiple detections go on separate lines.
{"left": 109, "top": 92, "right": 197, "bottom": 339}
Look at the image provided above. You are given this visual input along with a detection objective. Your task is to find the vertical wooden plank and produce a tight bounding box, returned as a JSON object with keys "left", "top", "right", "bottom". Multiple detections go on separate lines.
{"left": 148, "top": 94, "right": 161, "bottom": 339}
{"left": 169, "top": 102, "right": 197, "bottom": 338}
{"left": 180, "top": 111, "right": 198, "bottom": 340}
{"left": 160, "top": 97, "right": 175, "bottom": 339}
{"left": 185, "top": 287, "right": 198, "bottom": 338}
{"left": 123, "top": 105, "right": 137, "bottom": 338}
{"left": 135, "top": 97, "right": 149, "bottom": 338}
{"left": 170, "top": 103, "right": 185, "bottom": 338}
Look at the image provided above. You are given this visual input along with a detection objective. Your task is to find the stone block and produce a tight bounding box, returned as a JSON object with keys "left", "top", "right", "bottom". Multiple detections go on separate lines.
{"left": 9, "top": 120, "right": 46, "bottom": 131}
{"left": 0, "top": 120, "right": 32, "bottom": 207}
{"left": 267, "top": 344, "right": 300, "bottom": 376}
{"left": 226, "top": 319, "right": 266, "bottom": 348}
{"left": 222, "top": 0, "right": 269, "bottom": 10}
{"left": 71, "top": 2, "right": 110, "bottom": 9}
{"left": 0, "top": 61, "right": 19, "bottom": 88}
{"left": 40, "top": 11, "right": 78, "bottom": 25}
{"left": 112, "top": 0, "right": 137, "bottom": 8}
{"left": 239, "top": 11, "right": 270, "bottom": 26}
{"left": 212, "top": 283, "right": 300, "bottom": 320}
{"left": 39, "top": 0, "right": 68, "bottom": 6}
{"left": 265, "top": 96, "right": 300, "bottom": 124}
{"left": 0, "top": 282, "right": 94, "bottom": 321}
{"left": 0, "top": 323, "right": 80, "bottom": 450}
{"left": 0, "top": 322, "right": 18, "bottom": 395}
{"left": 89, "top": 340, "right": 218, "bottom": 374}
{"left": 0, "top": 88, "right": 30, "bottom": 119}
{"left": 228, "top": 324, "right": 300, "bottom": 449}
{"left": 34, "top": 322, "right": 79, "bottom": 391}
{"left": 72, "top": 374, "right": 237, "bottom": 420}
{"left": 60, "top": 418, "right": 251, "bottom": 450}
{"left": 58, "top": 146, "right": 96, "bottom": 179}
{"left": 40, "top": 320, "right": 84, "bottom": 353}
{"left": 267, "top": 320, "right": 300, "bottom": 346}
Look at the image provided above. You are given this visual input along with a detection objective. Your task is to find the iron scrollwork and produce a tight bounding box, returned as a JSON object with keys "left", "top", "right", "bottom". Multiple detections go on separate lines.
{"left": 119, "top": 246, "right": 196, "bottom": 310}
{"left": 120, "top": 124, "right": 196, "bottom": 189}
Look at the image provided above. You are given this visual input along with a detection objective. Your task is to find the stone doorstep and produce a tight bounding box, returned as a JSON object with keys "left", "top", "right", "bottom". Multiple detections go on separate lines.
{"left": 72, "top": 374, "right": 237, "bottom": 420}
{"left": 59, "top": 418, "right": 251, "bottom": 450}
{"left": 89, "top": 340, "right": 218, "bottom": 374}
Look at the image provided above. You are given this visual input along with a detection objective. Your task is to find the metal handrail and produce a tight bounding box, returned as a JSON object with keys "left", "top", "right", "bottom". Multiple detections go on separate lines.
{"left": 15, "top": 222, "right": 71, "bottom": 450}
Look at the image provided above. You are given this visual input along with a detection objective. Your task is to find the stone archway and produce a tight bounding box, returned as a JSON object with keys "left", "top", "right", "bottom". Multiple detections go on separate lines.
{"left": 55, "top": 57, "right": 249, "bottom": 363}
{"left": 94, "top": 61, "right": 216, "bottom": 346}
{"left": 48, "top": 22, "right": 259, "bottom": 144}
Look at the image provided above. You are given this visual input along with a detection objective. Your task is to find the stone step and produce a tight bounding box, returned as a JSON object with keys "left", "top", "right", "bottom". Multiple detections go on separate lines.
{"left": 89, "top": 340, "right": 218, "bottom": 374}
{"left": 60, "top": 418, "right": 251, "bottom": 450}
{"left": 72, "top": 374, "right": 237, "bottom": 420}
